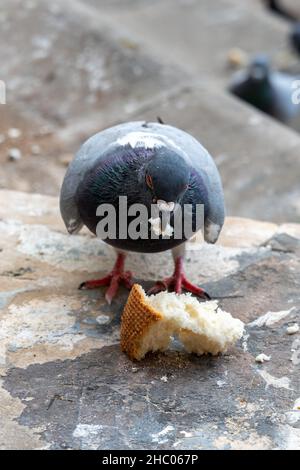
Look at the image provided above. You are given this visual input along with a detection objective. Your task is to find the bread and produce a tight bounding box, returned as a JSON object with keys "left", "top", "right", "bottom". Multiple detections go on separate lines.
{"left": 121, "top": 284, "right": 244, "bottom": 361}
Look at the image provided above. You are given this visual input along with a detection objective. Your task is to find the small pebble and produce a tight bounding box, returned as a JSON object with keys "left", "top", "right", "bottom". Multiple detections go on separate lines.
{"left": 227, "top": 48, "right": 248, "bottom": 68}
{"left": 119, "top": 37, "right": 139, "bottom": 50}
{"left": 160, "top": 375, "right": 168, "bottom": 382}
{"left": 36, "top": 125, "right": 54, "bottom": 136}
{"left": 95, "top": 314, "right": 110, "bottom": 325}
{"left": 293, "top": 398, "right": 300, "bottom": 410}
{"left": 59, "top": 154, "right": 73, "bottom": 166}
{"left": 7, "top": 127, "right": 22, "bottom": 139}
{"left": 255, "top": 353, "right": 271, "bottom": 363}
{"left": 8, "top": 148, "right": 22, "bottom": 161}
{"left": 287, "top": 323, "right": 299, "bottom": 335}
{"left": 31, "top": 144, "right": 41, "bottom": 155}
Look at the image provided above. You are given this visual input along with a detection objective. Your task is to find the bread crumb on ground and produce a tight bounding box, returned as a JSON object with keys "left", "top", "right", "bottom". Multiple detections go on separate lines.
{"left": 255, "top": 353, "right": 271, "bottom": 363}
{"left": 286, "top": 324, "right": 299, "bottom": 335}
{"left": 121, "top": 284, "right": 244, "bottom": 360}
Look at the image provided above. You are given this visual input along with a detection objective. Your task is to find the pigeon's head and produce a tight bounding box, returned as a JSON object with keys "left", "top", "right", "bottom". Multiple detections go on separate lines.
{"left": 142, "top": 148, "right": 190, "bottom": 212}
{"left": 248, "top": 55, "right": 270, "bottom": 83}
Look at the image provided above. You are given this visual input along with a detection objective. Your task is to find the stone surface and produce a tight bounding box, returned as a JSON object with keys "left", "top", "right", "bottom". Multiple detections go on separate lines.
{"left": 0, "top": 190, "right": 299, "bottom": 449}
{"left": 1, "top": 0, "right": 300, "bottom": 450}
{"left": 0, "top": 106, "right": 66, "bottom": 195}
{"left": 90, "top": 0, "right": 290, "bottom": 83}
{"left": 0, "top": 0, "right": 185, "bottom": 130}
{"left": 0, "top": 0, "right": 185, "bottom": 195}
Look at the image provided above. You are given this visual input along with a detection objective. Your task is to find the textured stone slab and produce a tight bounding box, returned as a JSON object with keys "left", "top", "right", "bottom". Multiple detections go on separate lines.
{"left": 0, "top": 106, "right": 66, "bottom": 195}
{"left": 0, "top": 0, "right": 185, "bottom": 131}
{"left": 88, "top": 0, "right": 289, "bottom": 83}
{"left": 0, "top": 0, "right": 185, "bottom": 197}
{"left": 0, "top": 190, "right": 299, "bottom": 449}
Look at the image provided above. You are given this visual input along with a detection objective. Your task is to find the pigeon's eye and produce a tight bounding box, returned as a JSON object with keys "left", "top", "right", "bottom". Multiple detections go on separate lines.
{"left": 146, "top": 174, "right": 154, "bottom": 190}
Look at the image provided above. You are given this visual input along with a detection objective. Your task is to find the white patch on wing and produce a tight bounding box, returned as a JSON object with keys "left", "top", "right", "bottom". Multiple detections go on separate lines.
{"left": 117, "top": 132, "right": 164, "bottom": 149}
{"left": 206, "top": 223, "right": 221, "bottom": 243}
{"left": 117, "top": 131, "right": 183, "bottom": 153}
{"left": 67, "top": 218, "right": 81, "bottom": 234}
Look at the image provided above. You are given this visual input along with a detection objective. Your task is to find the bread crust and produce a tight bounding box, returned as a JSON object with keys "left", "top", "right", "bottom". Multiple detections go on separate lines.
{"left": 120, "top": 284, "right": 163, "bottom": 360}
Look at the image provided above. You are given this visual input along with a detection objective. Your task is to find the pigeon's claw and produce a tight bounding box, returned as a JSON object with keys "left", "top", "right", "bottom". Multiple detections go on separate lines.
{"left": 79, "top": 275, "right": 112, "bottom": 290}
{"left": 147, "top": 256, "right": 211, "bottom": 300}
{"left": 147, "top": 276, "right": 210, "bottom": 300}
{"left": 78, "top": 253, "right": 133, "bottom": 304}
{"left": 104, "top": 271, "right": 134, "bottom": 304}
{"left": 180, "top": 277, "right": 211, "bottom": 300}
{"left": 147, "top": 280, "right": 169, "bottom": 296}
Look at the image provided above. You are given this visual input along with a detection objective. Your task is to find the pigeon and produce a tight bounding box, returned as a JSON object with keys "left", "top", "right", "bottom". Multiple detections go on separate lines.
{"left": 229, "top": 55, "right": 300, "bottom": 124}
{"left": 263, "top": 0, "right": 298, "bottom": 21}
{"left": 290, "top": 22, "right": 300, "bottom": 55}
{"left": 60, "top": 121, "right": 225, "bottom": 304}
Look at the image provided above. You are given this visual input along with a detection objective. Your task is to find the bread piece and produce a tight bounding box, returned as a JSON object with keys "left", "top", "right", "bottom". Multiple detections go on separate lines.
{"left": 121, "top": 284, "right": 244, "bottom": 361}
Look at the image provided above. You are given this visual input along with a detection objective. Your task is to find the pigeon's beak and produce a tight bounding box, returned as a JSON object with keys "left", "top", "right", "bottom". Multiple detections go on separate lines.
{"left": 157, "top": 200, "right": 175, "bottom": 212}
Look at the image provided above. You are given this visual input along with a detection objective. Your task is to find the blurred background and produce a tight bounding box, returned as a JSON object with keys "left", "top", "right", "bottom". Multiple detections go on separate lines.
{"left": 1, "top": 0, "right": 300, "bottom": 224}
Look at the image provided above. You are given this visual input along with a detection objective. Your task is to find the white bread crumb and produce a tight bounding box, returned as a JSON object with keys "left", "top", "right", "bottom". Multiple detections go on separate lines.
{"left": 255, "top": 353, "right": 271, "bottom": 363}
{"left": 286, "top": 324, "right": 299, "bottom": 335}
{"left": 293, "top": 398, "right": 300, "bottom": 410}
{"left": 147, "top": 291, "right": 244, "bottom": 356}
{"left": 144, "top": 290, "right": 244, "bottom": 357}
{"left": 149, "top": 217, "right": 174, "bottom": 237}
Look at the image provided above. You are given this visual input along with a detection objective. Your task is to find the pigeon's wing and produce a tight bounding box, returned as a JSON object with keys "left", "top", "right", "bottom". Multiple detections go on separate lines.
{"left": 144, "top": 123, "right": 225, "bottom": 243}
{"left": 60, "top": 121, "right": 147, "bottom": 233}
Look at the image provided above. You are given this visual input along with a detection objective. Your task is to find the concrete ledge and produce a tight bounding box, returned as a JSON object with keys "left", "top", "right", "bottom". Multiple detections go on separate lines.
{"left": 0, "top": 190, "right": 299, "bottom": 449}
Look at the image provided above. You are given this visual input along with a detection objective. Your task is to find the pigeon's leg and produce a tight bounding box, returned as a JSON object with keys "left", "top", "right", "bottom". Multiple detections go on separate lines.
{"left": 79, "top": 252, "right": 133, "bottom": 304}
{"left": 148, "top": 246, "right": 210, "bottom": 300}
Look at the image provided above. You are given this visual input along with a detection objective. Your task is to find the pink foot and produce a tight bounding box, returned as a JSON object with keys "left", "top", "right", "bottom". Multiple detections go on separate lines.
{"left": 79, "top": 253, "right": 133, "bottom": 304}
{"left": 148, "top": 257, "right": 210, "bottom": 300}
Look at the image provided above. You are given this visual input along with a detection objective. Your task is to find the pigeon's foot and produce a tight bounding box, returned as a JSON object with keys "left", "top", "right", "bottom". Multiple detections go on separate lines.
{"left": 78, "top": 253, "right": 133, "bottom": 304}
{"left": 147, "top": 256, "right": 211, "bottom": 300}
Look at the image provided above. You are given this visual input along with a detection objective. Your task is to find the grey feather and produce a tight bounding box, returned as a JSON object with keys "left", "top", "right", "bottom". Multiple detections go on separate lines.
{"left": 59, "top": 121, "right": 225, "bottom": 242}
